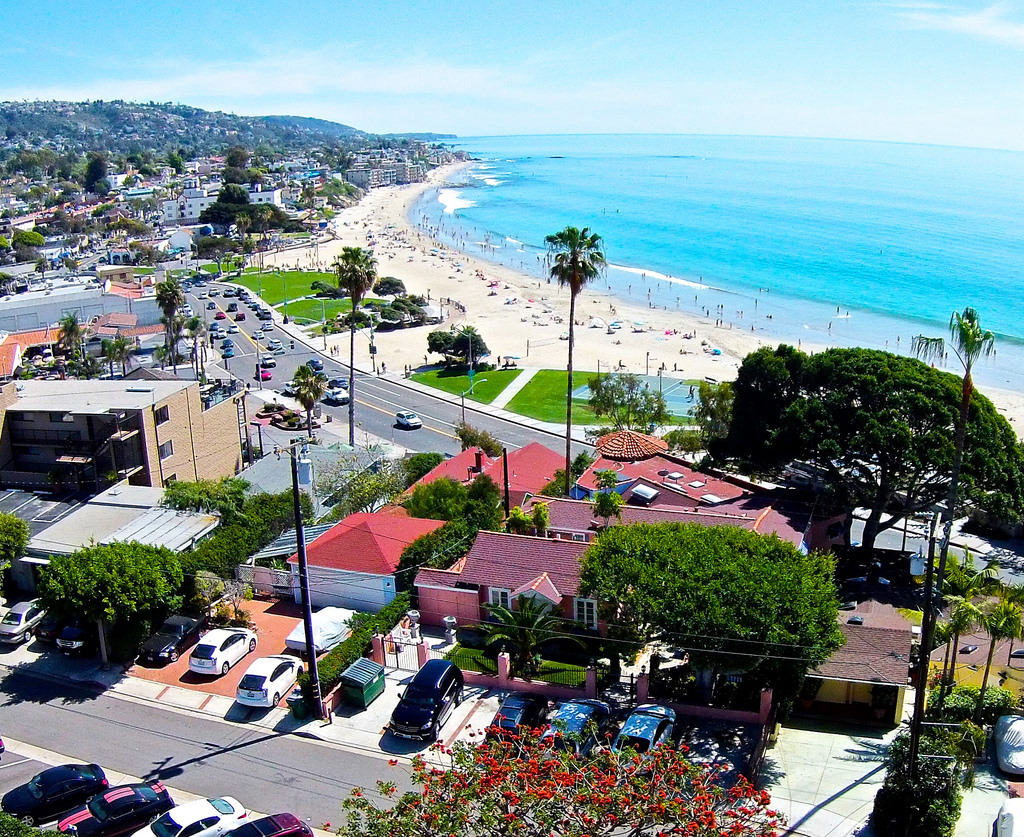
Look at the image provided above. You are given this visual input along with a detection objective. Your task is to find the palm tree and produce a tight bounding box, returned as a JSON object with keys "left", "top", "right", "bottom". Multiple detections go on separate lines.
{"left": 976, "top": 599, "right": 1022, "bottom": 722}
{"left": 545, "top": 227, "right": 606, "bottom": 494}
{"left": 913, "top": 309, "right": 996, "bottom": 597}
{"left": 58, "top": 312, "right": 83, "bottom": 363}
{"left": 184, "top": 316, "right": 206, "bottom": 382}
{"left": 478, "top": 595, "right": 577, "bottom": 678}
{"left": 104, "top": 335, "right": 134, "bottom": 377}
{"left": 936, "top": 552, "right": 999, "bottom": 703}
{"left": 332, "top": 247, "right": 377, "bottom": 446}
{"left": 155, "top": 277, "right": 185, "bottom": 373}
{"left": 291, "top": 365, "right": 327, "bottom": 439}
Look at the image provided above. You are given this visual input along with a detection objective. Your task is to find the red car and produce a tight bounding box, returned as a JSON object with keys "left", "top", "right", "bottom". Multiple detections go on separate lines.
{"left": 234, "top": 312, "right": 246, "bottom": 321}
{"left": 225, "top": 813, "right": 312, "bottom": 837}
{"left": 214, "top": 312, "right": 227, "bottom": 320}
{"left": 58, "top": 782, "right": 173, "bottom": 837}
{"left": 257, "top": 369, "right": 273, "bottom": 381}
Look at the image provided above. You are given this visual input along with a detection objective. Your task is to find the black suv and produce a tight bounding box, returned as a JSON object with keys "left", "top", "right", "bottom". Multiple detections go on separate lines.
{"left": 389, "top": 660, "right": 464, "bottom": 740}
{"left": 138, "top": 615, "right": 206, "bottom": 665}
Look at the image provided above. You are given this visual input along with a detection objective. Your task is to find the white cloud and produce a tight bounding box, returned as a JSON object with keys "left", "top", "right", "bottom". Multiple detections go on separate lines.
{"left": 896, "top": 1, "right": 1024, "bottom": 45}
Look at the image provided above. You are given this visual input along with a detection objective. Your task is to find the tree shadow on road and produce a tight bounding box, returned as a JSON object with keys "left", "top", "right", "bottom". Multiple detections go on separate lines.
{"left": 0, "top": 668, "right": 104, "bottom": 706}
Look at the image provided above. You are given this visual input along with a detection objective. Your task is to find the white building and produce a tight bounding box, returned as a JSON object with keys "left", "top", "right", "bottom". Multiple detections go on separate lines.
{"left": 161, "top": 184, "right": 282, "bottom": 225}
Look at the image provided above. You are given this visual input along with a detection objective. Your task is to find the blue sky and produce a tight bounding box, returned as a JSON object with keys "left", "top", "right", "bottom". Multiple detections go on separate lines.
{"left": 4, "top": 0, "right": 1024, "bottom": 149}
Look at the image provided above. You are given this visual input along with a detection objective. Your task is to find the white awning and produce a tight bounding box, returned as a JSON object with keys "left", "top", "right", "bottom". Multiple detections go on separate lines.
{"left": 20, "top": 556, "right": 51, "bottom": 566}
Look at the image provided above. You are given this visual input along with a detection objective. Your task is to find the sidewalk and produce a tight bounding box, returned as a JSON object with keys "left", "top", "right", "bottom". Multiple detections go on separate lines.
{"left": 490, "top": 367, "right": 539, "bottom": 409}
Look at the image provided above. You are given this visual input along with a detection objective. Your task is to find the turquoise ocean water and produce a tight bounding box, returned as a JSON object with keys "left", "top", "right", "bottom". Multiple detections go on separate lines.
{"left": 410, "top": 134, "right": 1024, "bottom": 393}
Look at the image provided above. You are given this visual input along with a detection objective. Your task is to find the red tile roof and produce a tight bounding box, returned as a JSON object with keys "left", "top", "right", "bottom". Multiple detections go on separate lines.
{"left": 6, "top": 326, "right": 62, "bottom": 348}
{"left": 595, "top": 429, "right": 668, "bottom": 461}
{"left": 511, "top": 572, "right": 562, "bottom": 603}
{"left": 523, "top": 496, "right": 764, "bottom": 535}
{"left": 417, "top": 447, "right": 491, "bottom": 487}
{"left": 576, "top": 453, "right": 750, "bottom": 504}
{"left": 814, "top": 623, "right": 912, "bottom": 685}
{"left": 289, "top": 507, "right": 444, "bottom": 575}
{"left": 415, "top": 531, "right": 588, "bottom": 597}
{"left": 483, "top": 442, "right": 563, "bottom": 498}
{"left": 0, "top": 340, "right": 22, "bottom": 378}
{"left": 94, "top": 312, "right": 137, "bottom": 328}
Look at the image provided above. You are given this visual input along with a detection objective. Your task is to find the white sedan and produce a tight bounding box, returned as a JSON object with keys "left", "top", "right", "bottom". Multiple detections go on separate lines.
{"left": 188, "top": 628, "right": 257, "bottom": 676}
{"left": 395, "top": 410, "right": 422, "bottom": 429}
{"left": 236, "top": 655, "right": 304, "bottom": 708}
{"left": 134, "top": 798, "right": 247, "bottom": 837}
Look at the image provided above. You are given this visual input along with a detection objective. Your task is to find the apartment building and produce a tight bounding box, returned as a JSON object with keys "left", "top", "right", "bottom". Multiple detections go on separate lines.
{"left": 0, "top": 378, "right": 244, "bottom": 492}
{"left": 161, "top": 183, "right": 282, "bottom": 225}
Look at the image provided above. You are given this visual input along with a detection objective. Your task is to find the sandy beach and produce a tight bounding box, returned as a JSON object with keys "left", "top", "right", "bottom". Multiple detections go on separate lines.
{"left": 262, "top": 163, "right": 1024, "bottom": 436}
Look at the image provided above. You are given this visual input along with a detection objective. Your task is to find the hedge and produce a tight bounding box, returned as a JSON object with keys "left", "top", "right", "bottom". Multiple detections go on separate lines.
{"left": 179, "top": 490, "right": 311, "bottom": 583}
{"left": 297, "top": 592, "right": 411, "bottom": 706}
{"left": 0, "top": 813, "right": 58, "bottom": 837}
{"left": 927, "top": 683, "right": 1017, "bottom": 726}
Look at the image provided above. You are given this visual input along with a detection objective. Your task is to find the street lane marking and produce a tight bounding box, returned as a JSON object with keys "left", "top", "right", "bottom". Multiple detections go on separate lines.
{"left": 353, "top": 399, "right": 457, "bottom": 441}
{"left": 0, "top": 758, "right": 31, "bottom": 770}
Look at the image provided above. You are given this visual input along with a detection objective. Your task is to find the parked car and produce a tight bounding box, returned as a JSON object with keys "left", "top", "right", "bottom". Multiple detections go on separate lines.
{"left": 226, "top": 324, "right": 239, "bottom": 334}
{"left": 34, "top": 614, "right": 66, "bottom": 643}
{"left": 322, "top": 388, "right": 349, "bottom": 405}
{"left": 181, "top": 305, "right": 193, "bottom": 317}
{"left": 488, "top": 692, "right": 550, "bottom": 738}
{"left": 221, "top": 349, "right": 235, "bottom": 360}
{"left": 996, "top": 714, "right": 1024, "bottom": 774}
{"left": 197, "top": 293, "right": 209, "bottom": 300}
{"left": 257, "top": 369, "right": 273, "bottom": 382}
{"left": 612, "top": 704, "right": 676, "bottom": 759}
{"left": 389, "top": 659, "right": 465, "bottom": 740}
{"left": 395, "top": 411, "right": 422, "bottom": 430}
{"left": 261, "top": 322, "right": 274, "bottom": 332}
{"left": 207, "top": 289, "right": 219, "bottom": 297}
{"left": 326, "top": 378, "right": 348, "bottom": 390}
{"left": 133, "top": 797, "right": 247, "bottom": 837}
{"left": 305, "top": 358, "right": 323, "bottom": 372}
{"left": 0, "top": 600, "right": 48, "bottom": 644}
{"left": 222, "top": 813, "right": 311, "bottom": 837}
{"left": 206, "top": 302, "right": 216, "bottom": 310}
{"left": 227, "top": 302, "right": 238, "bottom": 312}
{"left": 188, "top": 628, "right": 257, "bottom": 677}
{"left": 540, "top": 700, "right": 614, "bottom": 756}
{"left": 138, "top": 616, "right": 206, "bottom": 665}
{"left": 234, "top": 312, "right": 246, "bottom": 321}
{"left": 214, "top": 312, "right": 227, "bottom": 320}
{"left": 281, "top": 382, "right": 298, "bottom": 397}
{"left": 2, "top": 764, "right": 108, "bottom": 825}
{"left": 235, "top": 656, "right": 303, "bottom": 708}
{"left": 58, "top": 781, "right": 173, "bottom": 837}
{"left": 56, "top": 621, "right": 96, "bottom": 656}
{"left": 996, "top": 798, "right": 1024, "bottom": 837}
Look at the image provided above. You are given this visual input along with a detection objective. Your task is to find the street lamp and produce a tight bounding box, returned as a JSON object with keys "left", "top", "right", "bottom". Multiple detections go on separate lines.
{"left": 275, "top": 441, "right": 325, "bottom": 721}
{"left": 461, "top": 377, "right": 487, "bottom": 423}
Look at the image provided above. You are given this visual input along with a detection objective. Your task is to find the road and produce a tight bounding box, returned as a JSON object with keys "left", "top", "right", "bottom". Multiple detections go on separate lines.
{"left": 189, "top": 279, "right": 588, "bottom": 459}
{"left": 0, "top": 671, "right": 409, "bottom": 825}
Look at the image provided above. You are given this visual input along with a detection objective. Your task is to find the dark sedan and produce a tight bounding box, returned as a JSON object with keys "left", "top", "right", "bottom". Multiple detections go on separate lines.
{"left": 58, "top": 782, "right": 173, "bottom": 837}
{"left": 138, "top": 615, "right": 205, "bottom": 665}
{"left": 2, "top": 763, "right": 108, "bottom": 825}
{"left": 488, "top": 692, "right": 550, "bottom": 738}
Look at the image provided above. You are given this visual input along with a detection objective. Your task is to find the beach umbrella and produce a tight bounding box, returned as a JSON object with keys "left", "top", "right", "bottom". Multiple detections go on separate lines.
{"left": 595, "top": 429, "right": 668, "bottom": 462}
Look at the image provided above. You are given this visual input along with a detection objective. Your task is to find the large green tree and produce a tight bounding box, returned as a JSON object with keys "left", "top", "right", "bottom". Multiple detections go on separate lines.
{"left": 545, "top": 226, "right": 606, "bottom": 494}
{"left": 196, "top": 235, "right": 238, "bottom": 276}
{"left": 580, "top": 523, "right": 844, "bottom": 704}
{"left": 332, "top": 247, "right": 377, "bottom": 446}
{"left": 0, "top": 513, "right": 29, "bottom": 581}
{"left": 37, "top": 542, "right": 183, "bottom": 665}
{"left": 587, "top": 372, "right": 670, "bottom": 431}
{"left": 155, "top": 277, "right": 185, "bottom": 373}
{"left": 724, "top": 346, "right": 1024, "bottom": 550}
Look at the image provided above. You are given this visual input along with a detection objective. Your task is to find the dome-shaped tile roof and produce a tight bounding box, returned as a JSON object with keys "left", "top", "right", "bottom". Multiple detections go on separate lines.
{"left": 595, "top": 429, "right": 668, "bottom": 461}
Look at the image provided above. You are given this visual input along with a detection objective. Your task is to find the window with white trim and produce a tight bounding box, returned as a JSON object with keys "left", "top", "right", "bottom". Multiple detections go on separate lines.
{"left": 158, "top": 440, "right": 174, "bottom": 460}
{"left": 574, "top": 597, "right": 597, "bottom": 629}
{"left": 489, "top": 588, "right": 511, "bottom": 609}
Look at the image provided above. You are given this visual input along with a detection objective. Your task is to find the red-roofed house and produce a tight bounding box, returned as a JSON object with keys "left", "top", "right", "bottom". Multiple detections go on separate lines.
{"left": 414, "top": 530, "right": 594, "bottom": 630}
{"left": 412, "top": 441, "right": 563, "bottom": 506}
{"left": 288, "top": 507, "right": 444, "bottom": 611}
{"left": 574, "top": 453, "right": 754, "bottom": 508}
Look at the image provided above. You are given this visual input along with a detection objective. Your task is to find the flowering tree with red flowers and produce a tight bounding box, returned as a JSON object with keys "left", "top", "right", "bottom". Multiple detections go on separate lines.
{"left": 339, "top": 728, "right": 781, "bottom": 837}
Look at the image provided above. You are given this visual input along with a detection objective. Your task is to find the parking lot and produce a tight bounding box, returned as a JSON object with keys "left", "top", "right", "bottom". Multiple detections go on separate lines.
{"left": 127, "top": 599, "right": 303, "bottom": 706}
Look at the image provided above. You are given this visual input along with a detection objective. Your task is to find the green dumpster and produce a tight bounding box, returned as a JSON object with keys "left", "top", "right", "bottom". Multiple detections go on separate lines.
{"left": 286, "top": 687, "right": 309, "bottom": 720}
{"left": 340, "top": 658, "right": 386, "bottom": 708}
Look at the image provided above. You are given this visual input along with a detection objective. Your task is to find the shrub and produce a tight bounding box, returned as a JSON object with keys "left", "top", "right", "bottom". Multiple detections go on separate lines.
{"left": 454, "top": 422, "right": 502, "bottom": 457}
{"left": 0, "top": 812, "right": 59, "bottom": 837}
{"left": 927, "top": 683, "right": 1016, "bottom": 726}
{"left": 403, "top": 452, "right": 444, "bottom": 485}
{"left": 297, "top": 593, "right": 411, "bottom": 706}
{"left": 395, "top": 519, "right": 476, "bottom": 593}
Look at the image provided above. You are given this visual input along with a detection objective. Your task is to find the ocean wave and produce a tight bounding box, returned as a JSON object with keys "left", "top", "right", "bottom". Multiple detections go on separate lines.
{"left": 483, "top": 178, "right": 504, "bottom": 186}
{"left": 610, "top": 262, "right": 718, "bottom": 292}
{"left": 438, "top": 189, "right": 476, "bottom": 214}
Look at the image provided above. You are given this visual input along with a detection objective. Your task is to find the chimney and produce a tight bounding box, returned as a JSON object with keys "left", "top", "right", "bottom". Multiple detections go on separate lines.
{"left": 474, "top": 449, "right": 484, "bottom": 473}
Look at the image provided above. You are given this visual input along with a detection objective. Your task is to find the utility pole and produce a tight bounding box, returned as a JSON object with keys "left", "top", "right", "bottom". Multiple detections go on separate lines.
{"left": 281, "top": 441, "right": 325, "bottom": 721}
{"left": 908, "top": 509, "right": 941, "bottom": 780}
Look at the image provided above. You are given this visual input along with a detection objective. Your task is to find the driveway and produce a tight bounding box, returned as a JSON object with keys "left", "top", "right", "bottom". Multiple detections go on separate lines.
{"left": 763, "top": 718, "right": 896, "bottom": 837}
{"left": 127, "top": 599, "right": 302, "bottom": 706}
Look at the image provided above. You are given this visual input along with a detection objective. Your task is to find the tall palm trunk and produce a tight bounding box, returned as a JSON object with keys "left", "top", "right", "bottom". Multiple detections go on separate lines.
{"left": 976, "top": 640, "right": 997, "bottom": 724}
{"left": 348, "top": 318, "right": 356, "bottom": 446}
{"left": 939, "top": 629, "right": 960, "bottom": 707}
{"left": 564, "top": 290, "right": 577, "bottom": 495}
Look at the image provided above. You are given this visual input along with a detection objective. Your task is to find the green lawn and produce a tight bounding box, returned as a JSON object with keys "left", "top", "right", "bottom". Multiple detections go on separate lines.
{"left": 505, "top": 369, "right": 602, "bottom": 424}
{"left": 235, "top": 270, "right": 335, "bottom": 305}
{"left": 278, "top": 298, "right": 353, "bottom": 323}
{"left": 410, "top": 367, "right": 522, "bottom": 404}
{"left": 134, "top": 267, "right": 155, "bottom": 275}
{"left": 446, "top": 645, "right": 586, "bottom": 687}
